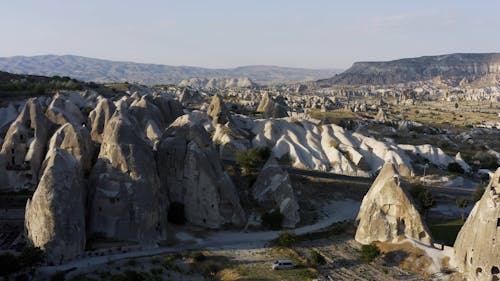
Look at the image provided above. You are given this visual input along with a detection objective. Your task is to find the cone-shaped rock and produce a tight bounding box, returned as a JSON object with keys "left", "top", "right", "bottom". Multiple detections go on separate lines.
{"left": 0, "top": 98, "right": 52, "bottom": 191}
{"left": 88, "top": 110, "right": 167, "bottom": 244}
{"left": 256, "top": 93, "right": 288, "bottom": 118}
{"left": 48, "top": 123, "right": 94, "bottom": 175}
{"left": 252, "top": 157, "right": 300, "bottom": 228}
{"left": 88, "top": 97, "right": 116, "bottom": 143}
{"left": 45, "top": 94, "right": 86, "bottom": 126}
{"left": 453, "top": 168, "right": 500, "bottom": 281}
{"left": 355, "top": 162, "right": 432, "bottom": 245}
{"left": 157, "top": 115, "right": 246, "bottom": 228}
{"left": 25, "top": 148, "right": 86, "bottom": 264}
{"left": 207, "top": 94, "right": 233, "bottom": 125}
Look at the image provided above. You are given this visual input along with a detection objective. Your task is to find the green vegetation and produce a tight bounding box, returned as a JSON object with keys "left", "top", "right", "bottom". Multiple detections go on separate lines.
{"left": 410, "top": 185, "right": 436, "bottom": 218}
{"left": 455, "top": 198, "right": 469, "bottom": 220}
{"left": 360, "top": 244, "right": 381, "bottom": 263}
{"left": 0, "top": 71, "right": 86, "bottom": 97}
{"left": 236, "top": 146, "right": 271, "bottom": 172}
{"left": 273, "top": 231, "right": 297, "bottom": 247}
{"left": 472, "top": 185, "right": 485, "bottom": 203}
{"left": 261, "top": 209, "right": 284, "bottom": 230}
{"left": 0, "top": 246, "right": 45, "bottom": 278}
{"left": 447, "top": 162, "right": 465, "bottom": 174}
{"left": 428, "top": 219, "right": 465, "bottom": 245}
{"left": 308, "top": 250, "right": 326, "bottom": 266}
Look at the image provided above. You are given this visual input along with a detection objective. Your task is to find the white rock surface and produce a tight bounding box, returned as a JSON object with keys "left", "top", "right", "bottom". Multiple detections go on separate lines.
{"left": 355, "top": 162, "right": 432, "bottom": 245}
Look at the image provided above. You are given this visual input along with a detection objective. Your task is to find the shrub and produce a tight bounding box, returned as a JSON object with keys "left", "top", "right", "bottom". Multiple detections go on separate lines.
{"left": 127, "top": 259, "right": 137, "bottom": 267}
{"left": 236, "top": 147, "right": 271, "bottom": 171}
{"left": 261, "top": 209, "right": 283, "bottom": 230}
{"left": 409, "top": 185, "right": 436, "bottom": 218}
{"left": 168, "top": 202, "right": 186, "bottom": 225}
{"left": 360, "top": 244, "right": 380, "bottom": 263}
{"left": 309, "top": 250, "right": 326, "bottom": 266}
{"left": 190, "top": 251, "right": 206, "bottom": 263}
{"left": 202, "top": 260, "right": 219, "bottom": 279}
{"left": 472, "top": 185, "right": 485, "bottom": 203}
{"left": 0, "top": 253, "right": 21, "bottom": 278}
{"left": 19, "top": 246, "right": 45, "bottom": 268}
{"left": 447, "top": 162, "right": 464, "bottom": 174}
{"left": 274, "top": 231, "right": 297, "bottom": 247}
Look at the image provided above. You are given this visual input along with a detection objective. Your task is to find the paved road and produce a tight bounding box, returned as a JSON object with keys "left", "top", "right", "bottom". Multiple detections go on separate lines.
{"left": 223, "top": 160, "right": 474, "bottom": 197}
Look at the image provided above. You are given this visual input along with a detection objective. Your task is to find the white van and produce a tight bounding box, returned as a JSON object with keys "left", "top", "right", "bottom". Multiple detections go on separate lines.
{"left": 272, "top": 259, "right": 294, "bottom": 270}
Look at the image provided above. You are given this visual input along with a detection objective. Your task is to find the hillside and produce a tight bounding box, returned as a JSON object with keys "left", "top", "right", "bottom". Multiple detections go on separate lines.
{"left": 0, "top": 55, "right": 340, "bottom": 85}
{"left": 318, "top": 53, "right": 500, "bottom": 86}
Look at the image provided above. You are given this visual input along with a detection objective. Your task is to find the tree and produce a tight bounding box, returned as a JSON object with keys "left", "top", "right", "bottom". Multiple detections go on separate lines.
{"left": 360, "top": 244, "right": 380, "bottom": 263}
{"left": 472, "top": 185, "right": 485, "bottom": 203}
{"left": 455, "top": 198, "right": 469, "bottom": 220}
{"left": 410, "top": 185, "right": 436, "bottom": 218}
{"left": 236, "top": 147, "right": 271, "bottom": 173}
{"left": 261, "top": 209, "right": 283, "bottom": 230}
{"left": 0, "top": 253, "right": 21, "bottom": 278}
{"left": 19, "top": 246, "right": 45, "bottom": 268}
{"left": 447, "top": 162, "right": 464, "bottom": 174}
{"left": 274, "top": 231, "right": 297, "bottom": 247}
{"left": 309, "top": 250, "right": 326, "bottom": 266}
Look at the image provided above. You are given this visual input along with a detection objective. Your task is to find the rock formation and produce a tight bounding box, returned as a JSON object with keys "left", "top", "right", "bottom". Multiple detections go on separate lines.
{"left": 355, "top": 162, "right": 432, "bottom": 245}
{"left": 256, "top": 92, "right": 289, "bottom": 118}
{"left": 178, "top": 77, "right": 257, "bottom": 89}
{"left": 88, "top": 97, "right": 116, "bottom": 143}
{"left": 453, "top": 168, "right": 500, "bottom": 281}
{"left": 375, "top": 108, "right": 388, "bottom": 122}
{"left": 45, "top": 94, "right": 86, "bottom": 126}
{"left": 252, "top": 157, "right": 300, "bottom": 228}
{"left": 0, "top": 98, "right": 52, "bottom": 191}
{"left": 87, "top": 110, "right": 167, "bottom": 243}
{"left": 207, "top": 94, "right": 233, "bottom": 125}
{"left": 157, "top": 115, "right": 246, "bottom": 228}
{"left": 47, "top": 123, "right": 94, "bottom": 175}
{"left": 25, "top": 148, "right": 86, "bottom": 264}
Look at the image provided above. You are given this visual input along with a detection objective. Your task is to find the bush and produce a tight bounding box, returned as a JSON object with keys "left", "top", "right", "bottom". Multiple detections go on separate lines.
{"left": 447, "top": 162, "right": 464, "bottom": 174}
{"left": 236, "top": 147, "right": 271, "bottom": 171}
{"left": 472, "top": 185, "right": 485, "bottom": 203}
{"left": 202, "top": 261, "right": 219, "bottom": 279}
{"left": 0, "top": 253, "right": 21, "bottom": 278}
{"left": 360, "top": 244, "right": 380, "bottom": 263}
{"left": 190, "top": 251, "right": 206, "bottom": 263}
{"left": 168, "top": 202, "right": 186, "bottom": 225}
{"left": 261, "top": 209, "right": 283, "bottom": 230}
{"left": 19, "top": 246, "right": 45, "bottom": 268}
{"left": 274, "top": 231, "right": 297, "bottom": 247}
{"left": 309, "top": 250, "right": 326, "bottom": 266}
{"left": 409, "top": 185, "right": 436, "bottom": 218}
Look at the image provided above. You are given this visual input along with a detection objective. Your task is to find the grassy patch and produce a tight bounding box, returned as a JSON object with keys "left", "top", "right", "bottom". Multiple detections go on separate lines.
{"left": 428, "top": 219, "right": 465, "bottom": 245}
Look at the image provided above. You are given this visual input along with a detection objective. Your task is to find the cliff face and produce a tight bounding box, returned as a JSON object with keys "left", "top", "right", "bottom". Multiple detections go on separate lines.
{"left": 453, "top": 168, "right": 500, "bottom": 281}
{"left": 320, "top": 53, "right": 500, "bottom": 85}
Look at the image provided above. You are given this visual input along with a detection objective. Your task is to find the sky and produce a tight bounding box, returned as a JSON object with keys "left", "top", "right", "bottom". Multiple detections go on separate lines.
{"left": 2, "top": 0, "right": 500, "bottom": 69}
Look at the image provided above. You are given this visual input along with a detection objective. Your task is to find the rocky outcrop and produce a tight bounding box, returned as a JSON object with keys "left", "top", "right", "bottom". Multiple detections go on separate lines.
{"left": 453, "top": 168, "right": 500, "bottom": 281}
{"left": 256, "top": 93, "right": 289, "bottom": 118}
{"left": 207, "top": 94, "right": 233, "bottom": 125}
{"left": 45, "top": 94, "right": 86, "bottom": 126}
{"left": 0, "top": 98, "right": 52, "bottom": 191}
{"left": 375, "top": 108, "right": 388, "bottom": 122}
{"left": 319, "top": 53, "right": 500, "bottom": 86}
{"left": 88, "top": 97, "right": 116, "bottom": 143}
{"left": 157, "top": 115, "right": 246, "bottom": 228}
{"left": 252, "top": 157, "right": 300, "bottom": 228}
{"left": 48, "top": 123, "right": 94, "bottom": 175}
{"left": 355, "top": 162, "right": 432, "bottom": 245}
{"left": 88, "top": 110, "right": 167, "bottom": 244}
{"left": 25, "top": 148, "right": 86, "bottom": 264}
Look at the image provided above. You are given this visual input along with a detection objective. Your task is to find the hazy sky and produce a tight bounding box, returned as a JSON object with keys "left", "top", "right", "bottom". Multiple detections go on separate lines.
{"left": 2, "top": 0, "right": 500, "bottom": 69}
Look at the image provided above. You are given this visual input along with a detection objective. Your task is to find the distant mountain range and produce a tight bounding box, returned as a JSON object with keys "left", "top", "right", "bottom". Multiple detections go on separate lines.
{"left": 0, "top": 55, "right": 340, "bottom": 86}
{"left": 318, "top": 53, "right": 500, "bottom": 86}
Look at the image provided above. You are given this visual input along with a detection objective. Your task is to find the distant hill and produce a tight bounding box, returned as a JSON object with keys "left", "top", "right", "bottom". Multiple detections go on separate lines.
{"left": 318, "top": 53, "right": 500, "bottom": 86}
{"left": 0, "top": 55, "right": 340, "bottom": 85}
